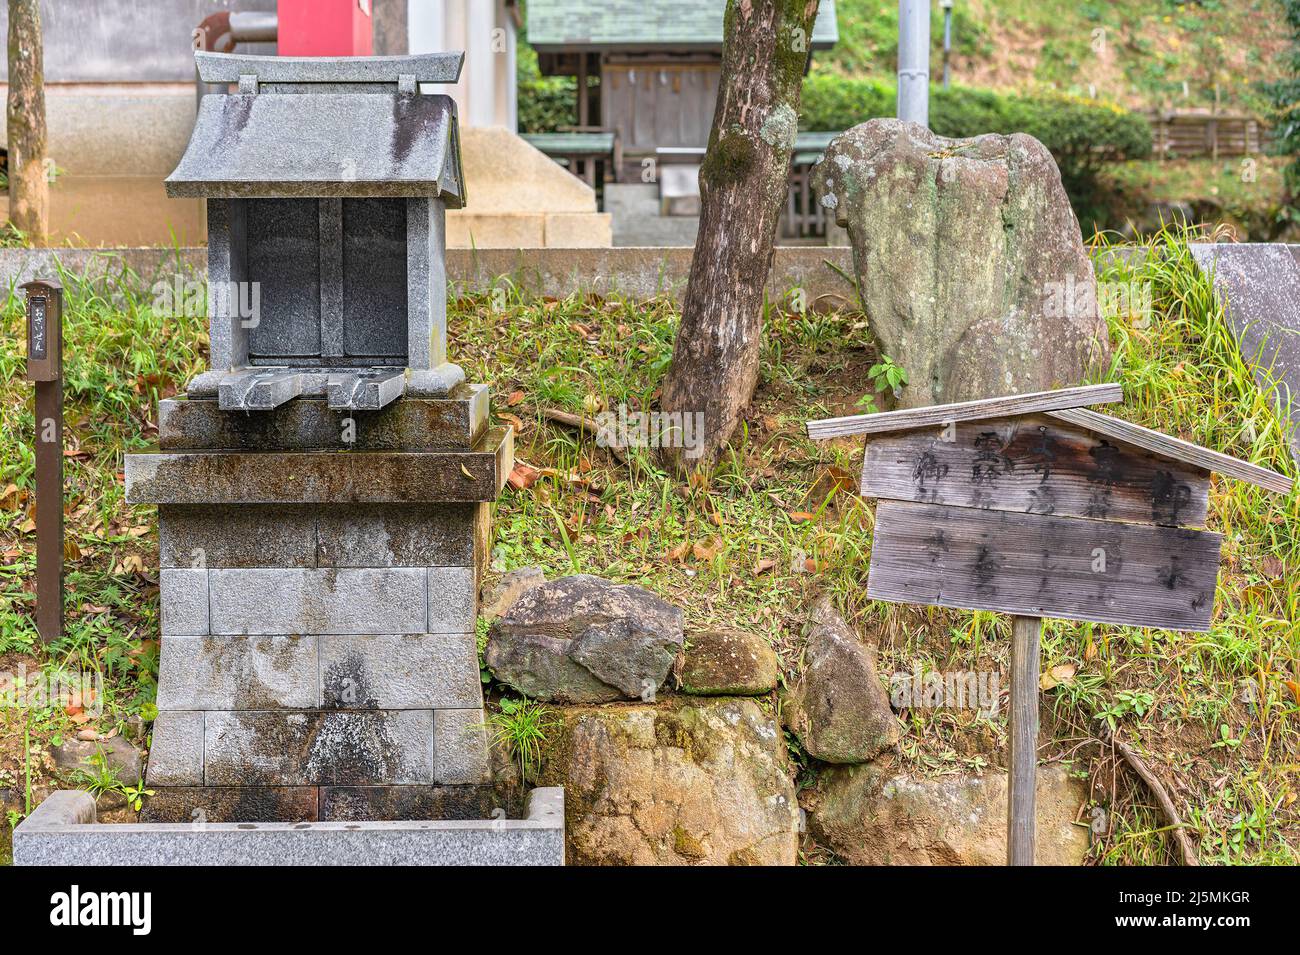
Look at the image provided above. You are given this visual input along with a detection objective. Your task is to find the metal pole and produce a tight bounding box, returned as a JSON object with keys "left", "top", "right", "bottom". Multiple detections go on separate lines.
{"left": 941, "top": 0, "right": 953, "bottom": 89}
{"left": 897, "top": 0, "right": 931, "bottom": 126}
{"left": 1008, "top": 614, "right": 1041, "bottom": 865}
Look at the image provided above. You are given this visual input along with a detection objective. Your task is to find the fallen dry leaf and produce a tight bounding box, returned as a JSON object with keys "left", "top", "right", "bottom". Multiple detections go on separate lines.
{"left": 754, "top": 557, "right": 778, "bottom": 575}
{"left": 692, "top": 538, "right": 721, "bottom": 561}
{"left": 789, "top": 511, "right": 815, "bottom": 523}
{"left": 665, "top": 542, "right": 690, "bottom": 562}
{"left": 506, "top": 390, "right": 526, "bottom": 407}
{"left": 1040, "top": 663, "right": 1077, "bottom": 691}
{"left": 507, "top": 463, "right": 540, "bottom": 491}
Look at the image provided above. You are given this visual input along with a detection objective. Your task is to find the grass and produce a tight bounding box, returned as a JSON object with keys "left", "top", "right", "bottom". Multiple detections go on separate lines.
{"left": 822, "top": 0, "right": 1287, "bottom": 114}
{"left": 0, "top": 229, "right": 1296, "bottom": 864}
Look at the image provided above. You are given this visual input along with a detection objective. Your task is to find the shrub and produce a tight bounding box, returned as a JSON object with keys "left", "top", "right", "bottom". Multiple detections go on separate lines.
{"left": 800, "top": 74, "right": 1152, "bottom": 227}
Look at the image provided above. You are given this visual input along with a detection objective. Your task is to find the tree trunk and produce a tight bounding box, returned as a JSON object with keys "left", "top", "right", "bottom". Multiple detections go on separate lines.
{"left": 659, "top": 0, "right": 819, "bottom": 474}
{"left": 7, "top": 0, "right": 48, "bottom": 244}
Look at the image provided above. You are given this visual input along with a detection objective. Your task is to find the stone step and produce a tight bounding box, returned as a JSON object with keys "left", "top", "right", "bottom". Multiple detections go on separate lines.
{"left": 138, "top": 784, "right": 501, "bottom": 824}
{"left": 156, "top": 632, "right": 483, "bottom": 711}
{"left": 147, "top": 708, "right": 490, "bottom": 788}
{"left": 159, "top": 502, "right": 479, "bottom": 570}
{"left": 159, "top": 385, "right": 489, "bottom": 451}
{"left": 159, "top": 566, "right": 475, "bottom": 635}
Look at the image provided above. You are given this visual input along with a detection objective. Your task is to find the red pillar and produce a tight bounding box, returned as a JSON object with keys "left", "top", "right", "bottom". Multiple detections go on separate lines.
{"left": 277, "top": 0, "right": 373, "bottom": 57}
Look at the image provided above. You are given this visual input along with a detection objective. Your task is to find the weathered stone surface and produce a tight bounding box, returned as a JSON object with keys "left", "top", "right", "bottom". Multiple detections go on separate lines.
{"left": 204, "top": 710, "right": 436, "bottom": 786}
{"left": 50, "top": 735, "right": 143, "bottom": 784}
{"left": 485, "top": 575, "right": 684, "bottom": 703}
{"left": 208, "top": 568, "right": 427, "bottom": 635}
{"left": 813, "top": 119, "right": 1110, "bottom": 407}
{"left": 427, "top": 566, "right": 476, "bottom": 633}
{"left": 14, "top": 788, "right": 566, "bottom": 867}
{"left": 167, "top": 91, "right": 465, "bottom": 206}
{"left": 1190, "top": 243, "right": 1300, "bottom": 466}
{"left": 159, "top": 386, "right": 488, "bottom": 451}
{"left": 146, "top": 711, "right": 205, "bottom": 787}
{"left": 161, "top": 505, "right": 317, "bottom": 569}
{"left": 159, "top": 568, "right": 209, "bottom": 635}
{"left": 141, "top": 786, "right": 320, "bottom": 824}
{"left": 433, "top": 709, "right": 492, "bottom": 785}
{"left": 320, "top": 785, "right": 500, "bottom": 822}
{"left": 157, "top": 635, "right": 318, "bottom": 710}
{"left": 320, "top": 633, "right": 481, "bottom": 709}
{"left": 161, "top": 504, "right": 477, "bottom": 569}
{"left": 488, "top": 574, "right": 686, "bottom": 701}
{"left": 537, "top": 699, "right": 798, "bottom": 865}
{"left": 809, "top": 762, "right": 1091, "bottom": 865}
{"left": 783, "top": 597, "right": 902, "bottom": 764}
{"left": 127, "top": 429, "right": 512, "bottom": 504}
{"left": 677, "top": 628, "right": 779, "bottom": 696}
{"left": 317, "top": 504, "right": 476, "bottom": 567}
{"left": 480, "top": 566, "right": 546, "bottom": 620}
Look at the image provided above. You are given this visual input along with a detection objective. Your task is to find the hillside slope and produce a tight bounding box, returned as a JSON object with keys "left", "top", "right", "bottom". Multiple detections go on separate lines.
{"left": 822, "top": 0, "right": 1287, "bottom": 114}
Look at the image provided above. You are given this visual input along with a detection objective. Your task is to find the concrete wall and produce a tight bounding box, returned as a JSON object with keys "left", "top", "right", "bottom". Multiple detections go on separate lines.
{"left": 0, "top": 245, "right": 860, "bottom": 306}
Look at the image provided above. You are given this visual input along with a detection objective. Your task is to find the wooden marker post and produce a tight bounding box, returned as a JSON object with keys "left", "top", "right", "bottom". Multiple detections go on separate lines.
{"left": 22, "top": 278, "right": 64, "bottom": 644}
{"left": 1007, "top": 614, "right": 1041, "bottom": 865}
{"left": 806, "top": 384, "right": 1293, "bottom": 868}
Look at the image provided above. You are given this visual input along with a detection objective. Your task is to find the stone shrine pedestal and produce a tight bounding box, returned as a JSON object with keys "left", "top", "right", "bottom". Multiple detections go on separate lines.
{"left": 125, "top": 387, "right": 511, "bottom": 822}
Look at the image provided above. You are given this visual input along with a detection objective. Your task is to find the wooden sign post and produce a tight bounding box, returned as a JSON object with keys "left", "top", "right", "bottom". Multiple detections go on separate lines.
{"left": 22, "top": 278, "right": 65, "bottom": 645}
{"left": 808, "top": 383, "right": 1292, "bottom": 865}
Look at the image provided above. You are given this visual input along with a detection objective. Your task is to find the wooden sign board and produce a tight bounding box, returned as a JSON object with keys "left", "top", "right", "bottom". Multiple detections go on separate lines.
{"left": 867, "top": 499, "right": 1221, "bottom": 631}
{"left": 23, "top": 279, "right": 62, "bottom": 382}
{"left": 807, "top": 384, "right": 1292, "bottom": 865}
{"left": 805, "top": 384, "right": 1292, "bottom": 633}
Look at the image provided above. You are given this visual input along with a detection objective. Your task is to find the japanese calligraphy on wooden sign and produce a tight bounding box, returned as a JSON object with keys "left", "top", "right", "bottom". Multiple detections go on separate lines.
{"left": 807, "top": 383, "right": 1293, "bottom": 633}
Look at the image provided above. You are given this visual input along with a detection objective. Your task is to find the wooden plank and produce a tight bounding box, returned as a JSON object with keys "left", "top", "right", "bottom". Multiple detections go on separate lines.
{"left": 1047, "top": 407, "right": 1294, "bottom": 495}
{"left": 867, "top": 501, "right": 1222, "bottom": 631}
{"left": 1007, "top": 615, "right": 1041, "bottom": 866}
{"left": 806, "top": 383, "right": 1123, "bottom": 440}
{"left": 862, "top": 413, "right": 1210, "bottom": 526}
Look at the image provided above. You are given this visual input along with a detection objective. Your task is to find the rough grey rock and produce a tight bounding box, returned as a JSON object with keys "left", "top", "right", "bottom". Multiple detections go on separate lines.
{"left": 51, "top": 735, "right": 144, "bottom": 784}
{"left": 480, "top": 566, "right": 546, "bottom": 621}
{"left": 783, "top": 597, "right": 902, "bottom": 764}
{"left": 676, "top": 628, "right": 779, "bottom": 696}
{"left": 813, "top": 119, "right": 1110, "bottom": 406}
{"left": 485, "top": 575, "right": 684, "bottom": 703}
{"left": 809, "top": 762, "right": 1091, "bottom": 865}
{"left": 536, "top": 698, "right": 797, "bottom": 865}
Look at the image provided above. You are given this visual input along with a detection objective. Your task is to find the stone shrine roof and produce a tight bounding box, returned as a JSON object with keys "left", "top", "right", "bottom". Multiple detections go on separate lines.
{"left": 165, "top": 52, "right": 466, "bottom": 205}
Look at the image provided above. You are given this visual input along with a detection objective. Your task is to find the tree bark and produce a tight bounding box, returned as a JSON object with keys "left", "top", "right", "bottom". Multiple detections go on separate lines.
{"left": 7, "top": 0, "right": 48, "bottom": 244}
{"left": 659, "top": 0, "right": 819, "bottom": 474}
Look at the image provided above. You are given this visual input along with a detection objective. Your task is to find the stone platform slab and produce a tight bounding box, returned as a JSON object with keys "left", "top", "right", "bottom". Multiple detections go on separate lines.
{"left": 126, "top": 426, "right": 513, "bottom": 504}
{"left": 159, "top": 385, "right": 488, "bottom": 451}
{"left": 14, "top": 789, "right": 565, "bottom": 866}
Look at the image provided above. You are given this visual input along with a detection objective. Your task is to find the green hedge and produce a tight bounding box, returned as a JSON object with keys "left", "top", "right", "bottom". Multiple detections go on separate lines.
{"left": 800, "top": 74, "right": 1152, "bottom": 179}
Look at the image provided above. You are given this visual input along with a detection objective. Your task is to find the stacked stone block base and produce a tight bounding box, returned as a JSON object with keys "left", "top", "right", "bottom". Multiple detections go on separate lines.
{"left": 126, "top": 389, "right": 511, "bottom": 823}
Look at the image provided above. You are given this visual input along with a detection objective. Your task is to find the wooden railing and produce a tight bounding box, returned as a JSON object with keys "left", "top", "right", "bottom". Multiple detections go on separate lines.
{"left": 1145, "top": 110, "right": 1267, "bottom": 159}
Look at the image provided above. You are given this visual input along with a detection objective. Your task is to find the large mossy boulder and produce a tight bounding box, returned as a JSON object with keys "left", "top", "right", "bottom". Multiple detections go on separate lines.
{"left": 809, "top": 761, "right": 1091, "bottom": 865}
{"left": 485, "top": 575, "right": 684, "bottom": 703}
{"left": 536, "top": 698, "right": 799, "bottom": 865}
{"left": 812, "top": 118, "right": 1110, "bottom": 407}
{"left": 782, "top": 597, "right": 902, "bottom": 763}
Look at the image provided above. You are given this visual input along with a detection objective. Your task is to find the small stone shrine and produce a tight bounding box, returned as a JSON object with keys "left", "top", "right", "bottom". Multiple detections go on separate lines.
{"left": 124, "top": 50, "right": 512, "bottom": 823}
